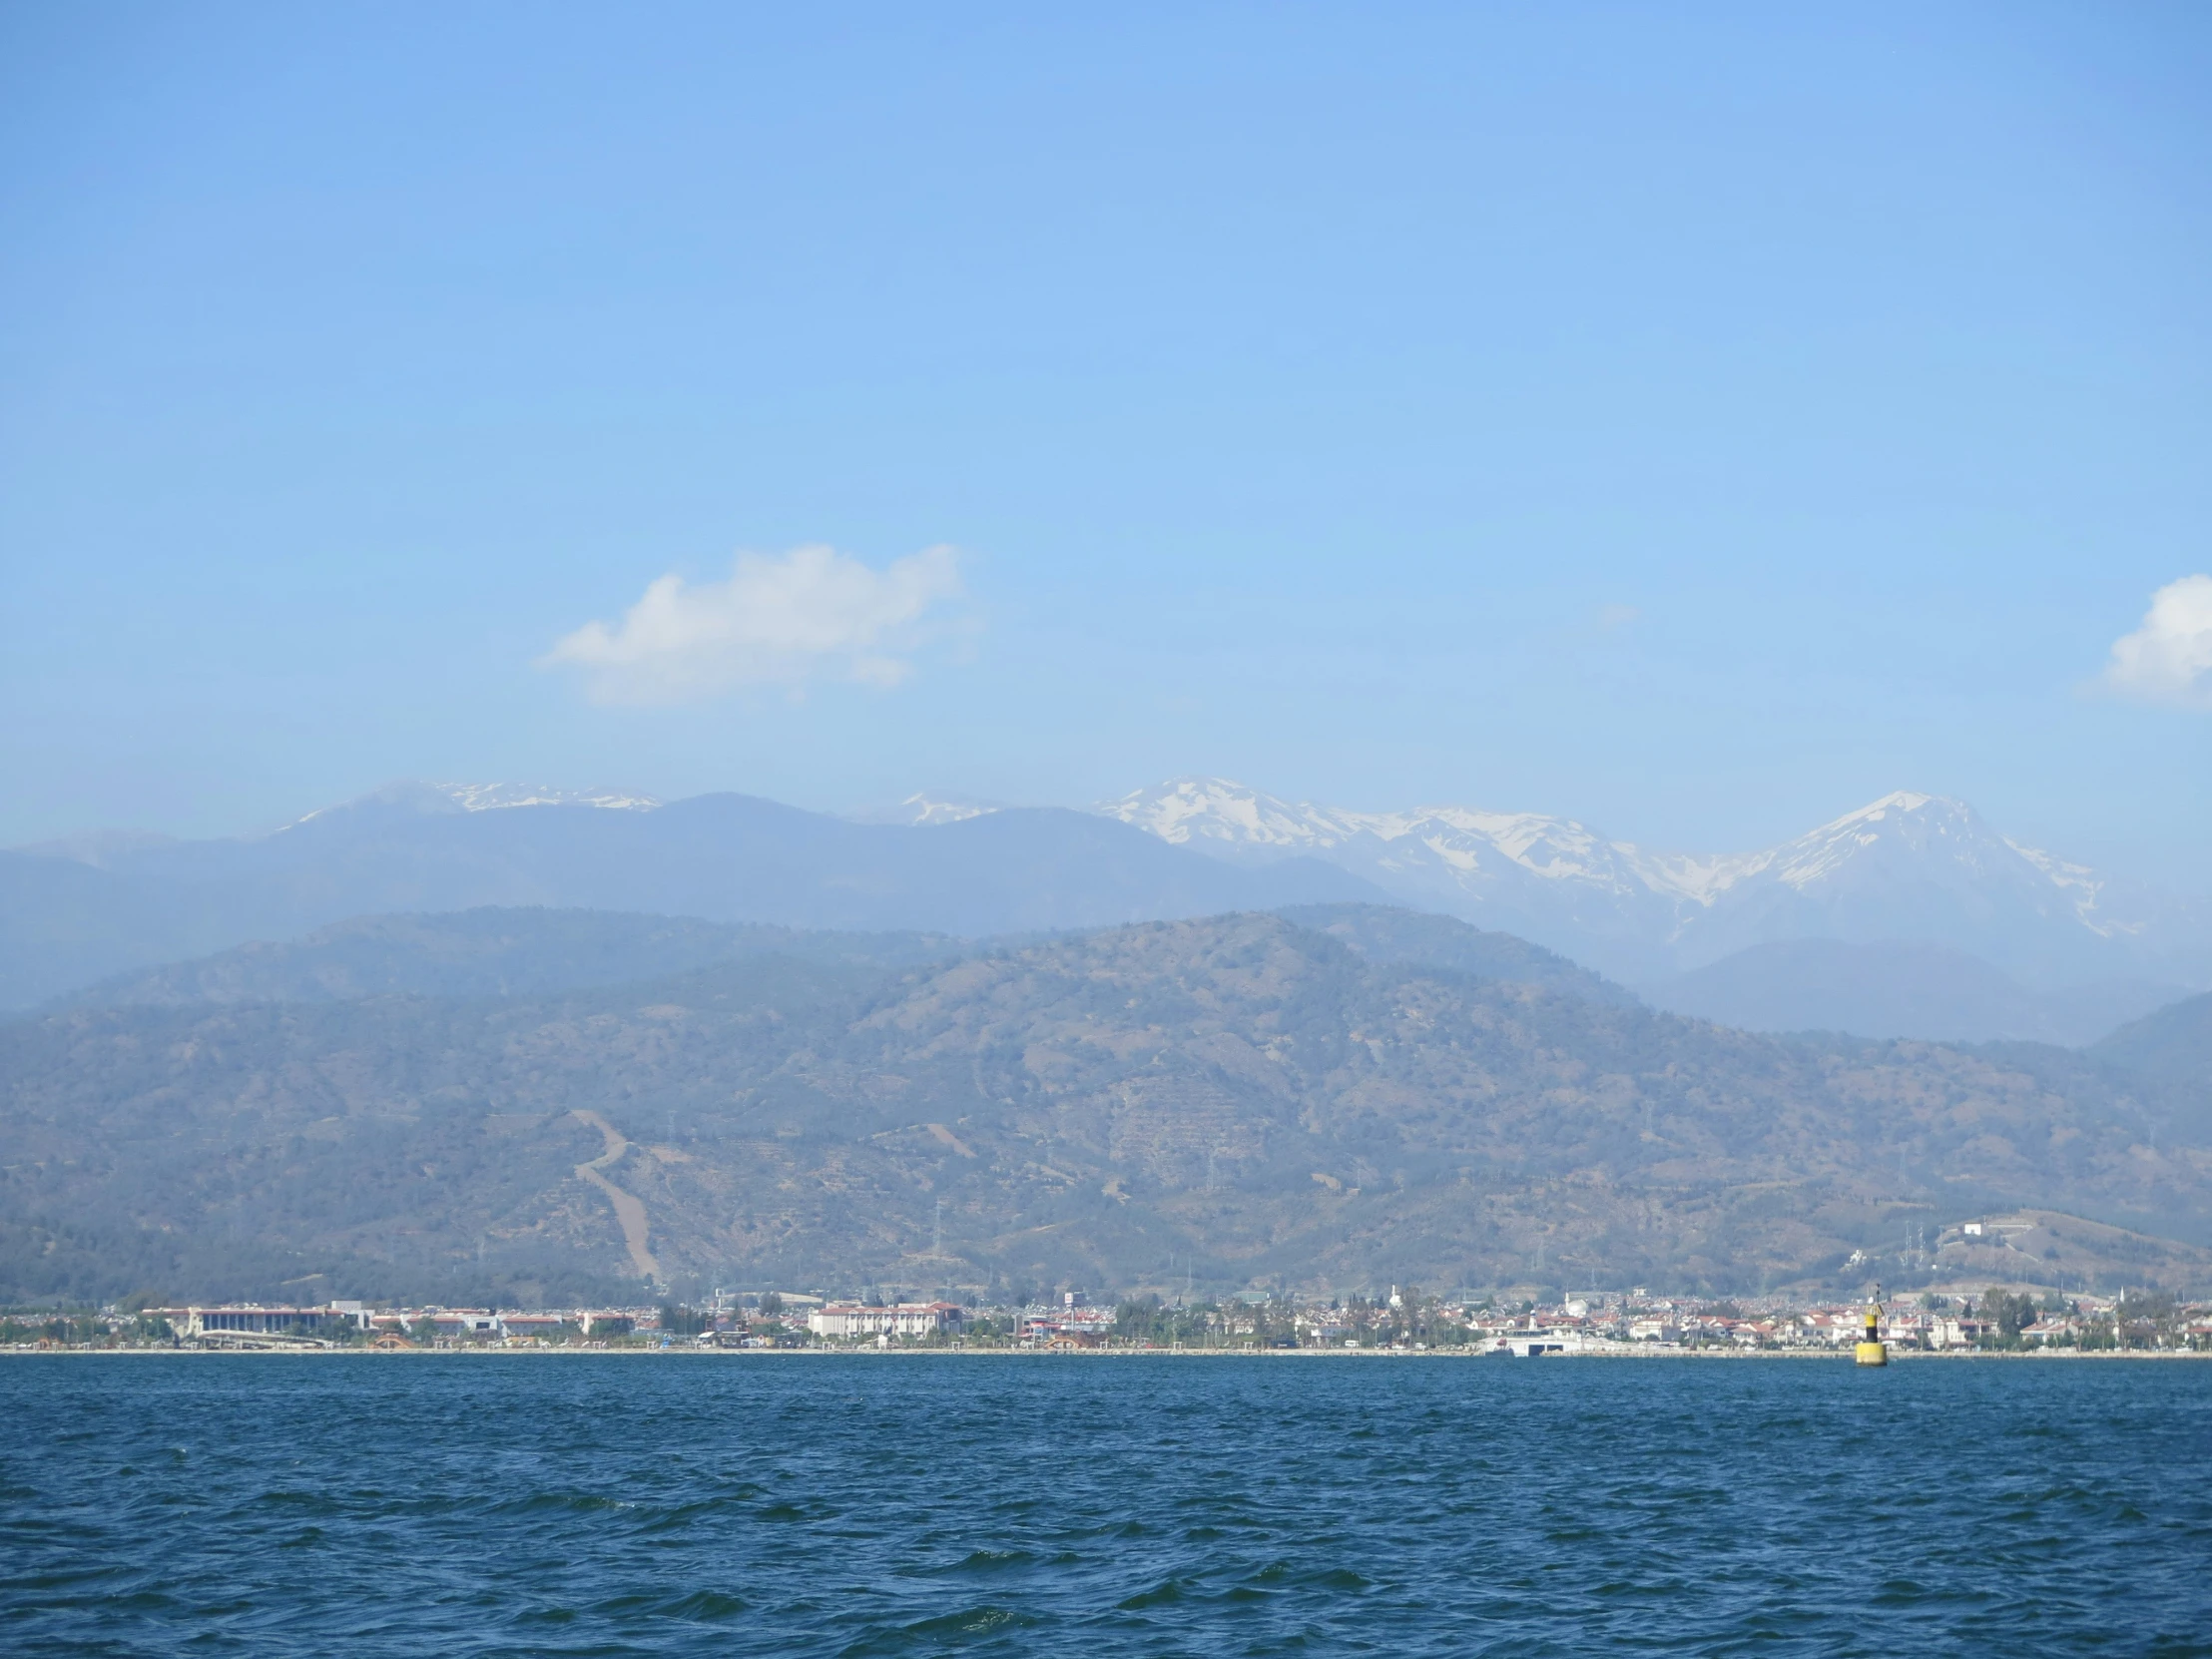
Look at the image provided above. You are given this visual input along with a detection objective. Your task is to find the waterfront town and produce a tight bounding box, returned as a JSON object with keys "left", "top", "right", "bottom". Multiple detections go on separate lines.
{"left": 6, "top": 1284, "right": 2209, "bottom": 1355}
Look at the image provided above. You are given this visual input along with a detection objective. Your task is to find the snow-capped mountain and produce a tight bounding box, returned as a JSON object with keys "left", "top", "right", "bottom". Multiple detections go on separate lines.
{"left": 1098, "top": 778, "right": 2174, "bottom": 984}
{"left": 16, "top": 773, "right": 2199, "bottom": 1016}
{"left": 1671, "top": 791, "right": 2128, "bottom": 978}
{"left": 244, "top": 777, "right": 2201, "bottom": 986}
{"left": 1106, "top": 776, "right": 1705, "bottom": 893}
{"left": 1098, "top": 778, "right": 1690, "bottom": 972}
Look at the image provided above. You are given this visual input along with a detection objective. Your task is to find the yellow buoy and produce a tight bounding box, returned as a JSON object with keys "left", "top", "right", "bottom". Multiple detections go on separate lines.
{"left": 1855, "top": 1291, "right": 1888, "bottom": 1367}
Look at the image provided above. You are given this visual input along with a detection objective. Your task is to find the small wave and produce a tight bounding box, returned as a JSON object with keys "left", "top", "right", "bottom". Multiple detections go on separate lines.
{"left": 588, "top": 1587, "right": 750, "bottom": 1622}
{"left": 835, "top": 1602, "right": 1035, "bottom": 1654}
{"left": 491, "top": 1490, "right": 637, "bottom": 1516}
{"left": 1117, "top": 1577, "right": 1190, "bottom": 1609}
{"left": 248, "top": 1488, "right": 346, "bottom": 1516}
{"left": 637, "top": 1493, "right": 766, "bottom": 1533}
{"left": 0, "top": 1564, "right": 133, "bottom": 1593}
{"left": 1249, "top": 1561, "right": 1372, "bottom": 1593}
{"left": 659, "top": 1588, "right": 749, "bottom": 1622}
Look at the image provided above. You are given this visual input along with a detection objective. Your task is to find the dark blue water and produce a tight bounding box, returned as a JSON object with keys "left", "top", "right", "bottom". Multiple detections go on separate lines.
{"left": 3, "top": 1355, "right": 2208, "bottom": 1656}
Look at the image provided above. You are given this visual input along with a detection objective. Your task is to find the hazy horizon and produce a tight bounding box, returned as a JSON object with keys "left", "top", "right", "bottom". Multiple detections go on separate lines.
{"left": 4, "top": 18, "right": 2206, "bottom": 1645}
{"left": 3, "top": 6, "right": 2209, "bottom": 890}
{"left": 21, "top": 770, "right": 2212, "bottom": 902}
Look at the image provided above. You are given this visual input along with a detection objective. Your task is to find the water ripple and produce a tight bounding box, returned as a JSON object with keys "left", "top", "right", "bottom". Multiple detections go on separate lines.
{"left": 1, "top": 1356, "right": 2208, "bottom": 1655}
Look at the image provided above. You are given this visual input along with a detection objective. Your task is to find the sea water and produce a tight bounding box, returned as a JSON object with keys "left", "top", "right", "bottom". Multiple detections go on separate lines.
{"left": 2, "top": 1354, "right": 2207, "bottom": 1656}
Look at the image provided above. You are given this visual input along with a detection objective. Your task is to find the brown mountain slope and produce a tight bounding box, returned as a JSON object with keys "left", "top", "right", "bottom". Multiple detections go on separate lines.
{"left": 3, "top": 912, "right": 2205, "bottom": 1303}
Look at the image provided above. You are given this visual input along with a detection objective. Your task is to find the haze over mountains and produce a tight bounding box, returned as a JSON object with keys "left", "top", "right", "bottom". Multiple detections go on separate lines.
{"left": 7, "top": 905, "right": 2207, "bottom": 1307}
{"left": 4, "top": 774, "right": 2206, "bottom": 1044}
{"left": 1095, "top": 779, "right": 2210, "bottom": 991}
{"left": 8, "top": 773, "right": 2210, "bottom": 1305}
{"left": 0, "top": 782, "right": 1379, "bottom": 1010}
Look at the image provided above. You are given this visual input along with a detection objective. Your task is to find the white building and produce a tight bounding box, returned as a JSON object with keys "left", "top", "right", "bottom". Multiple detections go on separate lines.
{"left": 173, "top": 1304, "right": 366, "bottom": 1340}
{"left": 808, "top": 1302, "right": 967, "bottom": 1339}
{"left": 497, "top": 1314, "right": 569, "bottom": 1340}
{"left": 429, "top": 1311, "right": 501, "bottom": 1339}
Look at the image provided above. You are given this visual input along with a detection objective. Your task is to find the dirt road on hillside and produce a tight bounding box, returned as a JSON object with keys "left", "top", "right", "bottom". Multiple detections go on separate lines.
{"left": 571, "top": 1109, "right": 661, "bottom": 1284}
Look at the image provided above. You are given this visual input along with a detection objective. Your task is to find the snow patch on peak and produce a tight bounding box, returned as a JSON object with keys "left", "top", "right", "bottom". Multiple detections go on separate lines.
{"left": 1104, "top": 778, "right": 1677, "bottom": 895}
{"left": 1623, "top": 847, "right": 1770, "bottom": 906}
{"left": 276, "top": 780, "right": 466, "bottom": 831}
{"left": 1762, "top": 792, "right": 1986, "bottom": 890}
{"left": 279, "top": 781, "right": 661, "bottom": 832}
{"left": 1097, "top": 779, "right": 2143, "bottom": 974}
{"left": 431, "top": 783, "right": 662, "bottom": 813}
{"left": 896, "top": 793, "right": 1004, "bottom": 827}
{"left": 1412, "top": 807, "right": 1615, "bottom": 881}
{"left": 2008, "top": 839, "right": 2119, "bottom": 932}
{"left": 1100, "top": 778, "right": 1352, "bottom": 850}
{"left": 1860, "top": 790, "right": 1936, "bottom": 815}
{"left": 845, "top": 793, "right": 1007, "bottom": 827}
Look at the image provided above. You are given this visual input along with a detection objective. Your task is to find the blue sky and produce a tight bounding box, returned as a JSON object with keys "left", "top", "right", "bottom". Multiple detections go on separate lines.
{"left": 3, "top": 5, "right": 2208, "bottom": 884}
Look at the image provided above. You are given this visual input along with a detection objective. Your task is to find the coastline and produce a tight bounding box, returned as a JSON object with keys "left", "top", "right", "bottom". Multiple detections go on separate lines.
{"left": 7, "top": 1345, "right": 2207, "bottom": 1361}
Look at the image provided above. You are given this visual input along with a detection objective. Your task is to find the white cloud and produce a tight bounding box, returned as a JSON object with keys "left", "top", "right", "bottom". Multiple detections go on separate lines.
{"left": 2102, "top": 574, "right": 2212, "bottom": 708}
{"left": 544, "top": 543, "right": 965, "bottom": 704}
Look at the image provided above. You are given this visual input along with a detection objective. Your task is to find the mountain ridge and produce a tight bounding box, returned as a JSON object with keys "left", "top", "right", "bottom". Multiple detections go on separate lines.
{"left": 1094, "top": 777, "right": 2208, "bottom": 987}
{"left": 1647, "top": 939, "right": 2187, "bottom": 1047}
{"left": 0, "top": 796, "right": 1385, "bottom": 1008}
{"left": 2089, "top": 992, "right": 2212, "bottom": 1085}
{"left": 42, "top": 908, "right": 962, "bottom": 1011}
{"left": 5, "top": 909, "right": 2205, "bottom": 1307}
{"left": 12, "top": 775, "right": 2208, "bottom": 1021}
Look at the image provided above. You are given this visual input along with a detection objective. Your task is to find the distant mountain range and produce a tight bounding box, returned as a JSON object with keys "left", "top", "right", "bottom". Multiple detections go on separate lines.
{"left": 57, "top": 901, "right": 1632, "bottom": 1019}
{"left": 0, "top": 782, "right": 1379, "bottom": 1009}
{"left": 1092, "top": 778, "right": 2211, "bottom": 990}
{"left": 49, "top": 909, "right": 961, "bottom": 1010}
{"left": 6, "top": 775, "right": 2207, "bottom": 1043}
{"left": 2091, "top": 991, "right": 2212, "bottom": 1087}
{"left": 1645, "top": 940, "right": 2185, "bottom": 1049}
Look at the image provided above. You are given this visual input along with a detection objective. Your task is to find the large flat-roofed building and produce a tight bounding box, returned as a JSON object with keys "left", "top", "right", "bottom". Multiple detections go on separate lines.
{"left": 497, "top": 1314, "right": 569, "bottom": 1340}
{"left": 174, "top": 1305, "right": 361, "bottom": 1340}
{"left": 428, "top": 1311, "right": 501, "bottom": 1340}
{"left": 808, "top": 1302, "right": 966, "bottom": 1339}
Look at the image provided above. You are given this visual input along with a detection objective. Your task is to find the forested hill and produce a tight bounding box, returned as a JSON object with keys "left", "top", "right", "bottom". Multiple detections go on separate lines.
{"left": 49, "top": 907, "right": 957, "bottom": 1010}
{"left": 2090, "top": 991, "right": 2212, "bottom": 1086}
{"left": 3, "top": 909, "right": 2207, "bottom": 1307}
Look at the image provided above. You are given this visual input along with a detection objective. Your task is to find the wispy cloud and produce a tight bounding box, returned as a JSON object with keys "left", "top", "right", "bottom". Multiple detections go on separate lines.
{"left": 2102, "top": 575, "right": 2212, "bottom": 709}
{"left": 544, "top": 543, "right": 965, "bottom": 704}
